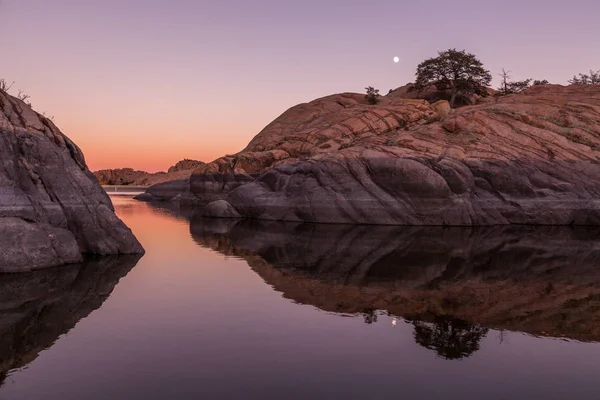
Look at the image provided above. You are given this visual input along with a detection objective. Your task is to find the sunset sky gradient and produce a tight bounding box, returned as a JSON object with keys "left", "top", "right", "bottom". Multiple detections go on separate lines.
{"left": 2, "top": 0, "right": 599, "bottom": 171}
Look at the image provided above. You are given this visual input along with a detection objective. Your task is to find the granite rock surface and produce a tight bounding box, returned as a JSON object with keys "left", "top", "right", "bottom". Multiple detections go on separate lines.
{"left": 141, "top": 85, "right": 600, "bottom": 225}
{"left": 0, "top": 90, "right": 144, "bottom": 271}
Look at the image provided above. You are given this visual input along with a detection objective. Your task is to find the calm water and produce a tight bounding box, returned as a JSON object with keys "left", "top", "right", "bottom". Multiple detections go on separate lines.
{"left": 1, "top": 197, "right": 600, "bottom": 399}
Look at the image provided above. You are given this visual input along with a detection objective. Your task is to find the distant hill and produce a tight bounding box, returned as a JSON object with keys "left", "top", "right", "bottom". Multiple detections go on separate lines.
{"left": 94, "top": 159, "right": 204, "bottom": 186}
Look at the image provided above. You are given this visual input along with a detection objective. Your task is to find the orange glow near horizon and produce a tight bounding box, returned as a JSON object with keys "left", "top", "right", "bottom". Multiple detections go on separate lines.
{"left": 59, "top": 114, "right": 266, "bottom": 173}
{"left": 65, "top": 123, "right": 253, "bottom": 173}
{"left": 3, "top": 1, "right": 599, "bottom": 173}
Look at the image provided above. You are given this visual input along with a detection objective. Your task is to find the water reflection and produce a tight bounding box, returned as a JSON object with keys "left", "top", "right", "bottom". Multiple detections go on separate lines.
{"left": 409, "top": 315, "right": 488, "bottom": 360}
{"left": 0, "top": 255, "right": 141, "bottom": 385}
{"left": 186, "top": 217, "right": 600, "bottom": 358}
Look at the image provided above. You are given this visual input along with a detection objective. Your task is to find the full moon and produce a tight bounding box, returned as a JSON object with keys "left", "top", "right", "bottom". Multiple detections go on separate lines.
{"left": 393, "top": 56, "right": 399, "bottom": 63}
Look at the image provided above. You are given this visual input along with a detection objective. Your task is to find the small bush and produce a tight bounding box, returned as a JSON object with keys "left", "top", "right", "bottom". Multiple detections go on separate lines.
{"left": 17, "top": 90, "right": 31, "bottom": 105}
{"left": 365, "top": 86, "right": 380, "bottom": 105}
{"left": 568, "top": 70, "right": 600, "bottom": 85}
{"left": 0, "top": 79, "right": 14, "bottom": 93}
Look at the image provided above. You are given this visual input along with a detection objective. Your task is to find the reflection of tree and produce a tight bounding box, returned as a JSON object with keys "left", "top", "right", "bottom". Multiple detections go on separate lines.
{"left": 362, "top": 308, "right": 378, "bottom": 324}
{"left": 412, "top": 315, "right": 488, "bottom": 360}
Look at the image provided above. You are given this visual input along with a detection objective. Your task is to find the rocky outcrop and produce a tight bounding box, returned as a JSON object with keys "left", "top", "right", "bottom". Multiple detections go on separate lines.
{"left": 133, "top": 179, "right": 190, "bottom": 202}
{"left": 387, "top": 83, "right": 496, "bottom": 107}
{"left": 94, "top": 167, "right": 157, "bottom": 185}
{"left": 0, "top": 255, "right": 140, "bottom": 383}
{"left": 144, "top": 93, "right": 445, "bottom": 206}
{"left": 167, "top": 159, "right": 205, "bottom": 173}
{"left": 188, "top": 217, "right": 600, "bottom": 343}
{"left": 94, "top": 159, "right": 204, "bottom": 186}
{"left": 142, "top": 85, "right": 600, "bottom": 225}
{"left": 0, "top": 90, "right": 144, "bottom": 271}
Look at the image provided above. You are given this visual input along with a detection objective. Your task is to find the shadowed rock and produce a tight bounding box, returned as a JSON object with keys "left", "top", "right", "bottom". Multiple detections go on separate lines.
{"left": 186, "top": 217, "right": 600, "bottom": 344}
{"left": 0, "top": 90, "right": 144, "bottom": 270}
{"left": 0, "top": 255, "right": 141, "bottom": 384}
{"left": 134, "top": 179, "right": 190, "bottom": 202}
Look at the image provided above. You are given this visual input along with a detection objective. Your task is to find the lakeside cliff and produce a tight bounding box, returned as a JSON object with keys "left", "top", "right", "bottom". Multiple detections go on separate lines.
{"left": 138, "top": 84, "right": 600, "bottom": 225}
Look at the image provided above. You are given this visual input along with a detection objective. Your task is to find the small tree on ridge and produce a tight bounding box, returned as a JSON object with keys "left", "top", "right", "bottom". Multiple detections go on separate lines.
{"left": 533, "top": 79, "right": 549, "bottom": 86}
{"left": 497, "top": 68, "right": 532, "bottom": 95}
{"left": 365, "top": 86, "right": 380, "bottom": 105}
{"left": 568, "top": 69, "right": 600, "bottom": 85}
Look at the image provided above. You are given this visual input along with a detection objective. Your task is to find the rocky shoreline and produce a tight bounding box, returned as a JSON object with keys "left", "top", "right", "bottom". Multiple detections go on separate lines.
{"left": 137, "top": 84, "right": 600, "bottom": 225}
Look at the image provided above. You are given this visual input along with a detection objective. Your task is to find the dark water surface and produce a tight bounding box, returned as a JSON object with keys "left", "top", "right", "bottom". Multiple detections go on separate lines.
{"left": 1, "top": 197, "right": 600, "bottom": 399}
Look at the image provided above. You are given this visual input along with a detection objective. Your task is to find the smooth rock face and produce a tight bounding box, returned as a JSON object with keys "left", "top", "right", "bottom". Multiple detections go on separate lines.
{"left": 0, "top": 90, "right": 144, "bottom": 271}
{"left": 144, "top": 85, "right": 600, "bottom": 225}
{"left": 0, "top": 218, "right": 81, "bottom": 272}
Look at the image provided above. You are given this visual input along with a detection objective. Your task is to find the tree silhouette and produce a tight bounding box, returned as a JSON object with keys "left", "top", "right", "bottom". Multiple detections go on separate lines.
{"left": 497, "top": 68, "right": 532, "bottom": 95}
{"left": 412, "top": 315, "right": 488, "bottom": 360}
{"left": 365, "top": 86, "right": 380, "bottom": 105}
{"left": 362, "top": 308, "right": 378, "bottom": 324}
{"left": 568, "top": 70, "right": 600, "bottom": 85}
{"left": 410, "top": 49, "right": 492, "bottom": 108}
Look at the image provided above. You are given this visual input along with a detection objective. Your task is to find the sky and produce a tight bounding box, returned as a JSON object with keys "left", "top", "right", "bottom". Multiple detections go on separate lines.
{"left": 2, "top": 0, "right": 599, "bottom": 172}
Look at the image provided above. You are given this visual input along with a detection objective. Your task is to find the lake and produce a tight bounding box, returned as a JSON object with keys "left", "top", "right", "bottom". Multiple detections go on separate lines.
{"left": 1, "top": 196, "right": 600, "bottom": 399}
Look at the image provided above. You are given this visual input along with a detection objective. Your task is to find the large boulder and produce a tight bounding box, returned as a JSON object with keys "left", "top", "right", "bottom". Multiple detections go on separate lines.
{"left": 0, "top": 90, "right": 144, "bottom": 271}
{"left": 387, "top": 83, "right": 496, "bottom": 107}
{"left": 174, "top": 93, "right": 441, "bottom": 206}
{"left": 144, "top": 85, "right": 600, "bottom": 226}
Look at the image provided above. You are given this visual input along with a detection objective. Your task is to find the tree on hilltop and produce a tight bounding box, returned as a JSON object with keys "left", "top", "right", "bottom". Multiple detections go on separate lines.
{"left": 365, "top": 86, "right": 380, "bottom": 105}
{"left": 410, "top": 49, "right": 492, "bottom": 108}
{"left": 497, "top": 68, "right": 532, "bottom": 95}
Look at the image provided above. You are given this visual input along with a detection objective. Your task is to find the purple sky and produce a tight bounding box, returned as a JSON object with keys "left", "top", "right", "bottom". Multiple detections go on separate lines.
{"left": 2, "top": 0, "right": 599, "bottom": 171}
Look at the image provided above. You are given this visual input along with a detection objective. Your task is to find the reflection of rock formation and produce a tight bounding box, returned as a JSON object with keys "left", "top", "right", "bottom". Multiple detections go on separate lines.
{"left": 409, "top": 315, "right": 488, "bottom": 360}
{"left": 0, "top": 255, "right": 141, "bottom": 385}
{"left": 188, "top": 217, "right": 600, "bottom": 346}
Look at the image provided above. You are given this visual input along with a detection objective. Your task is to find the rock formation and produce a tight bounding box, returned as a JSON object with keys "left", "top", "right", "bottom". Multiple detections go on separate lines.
{"left": 139, "top": 85, "right": 600, "bottom": 226}
{"left": 387, "top": 83, "right": 496, "bottom": 107}
{"left": 187, "top": 216, "right": 600, "bottom": 343}
{"left": 167, "top": 159, "right": 205, "bottom": 173}
{"left": 0, "top": 90, "right": 144, "bottom": 271}
{"left": 94, "top": 158, "right": 204, "bottom": 187}
{"left": 0, "top": 255, "right": 140, "bottom": 384}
